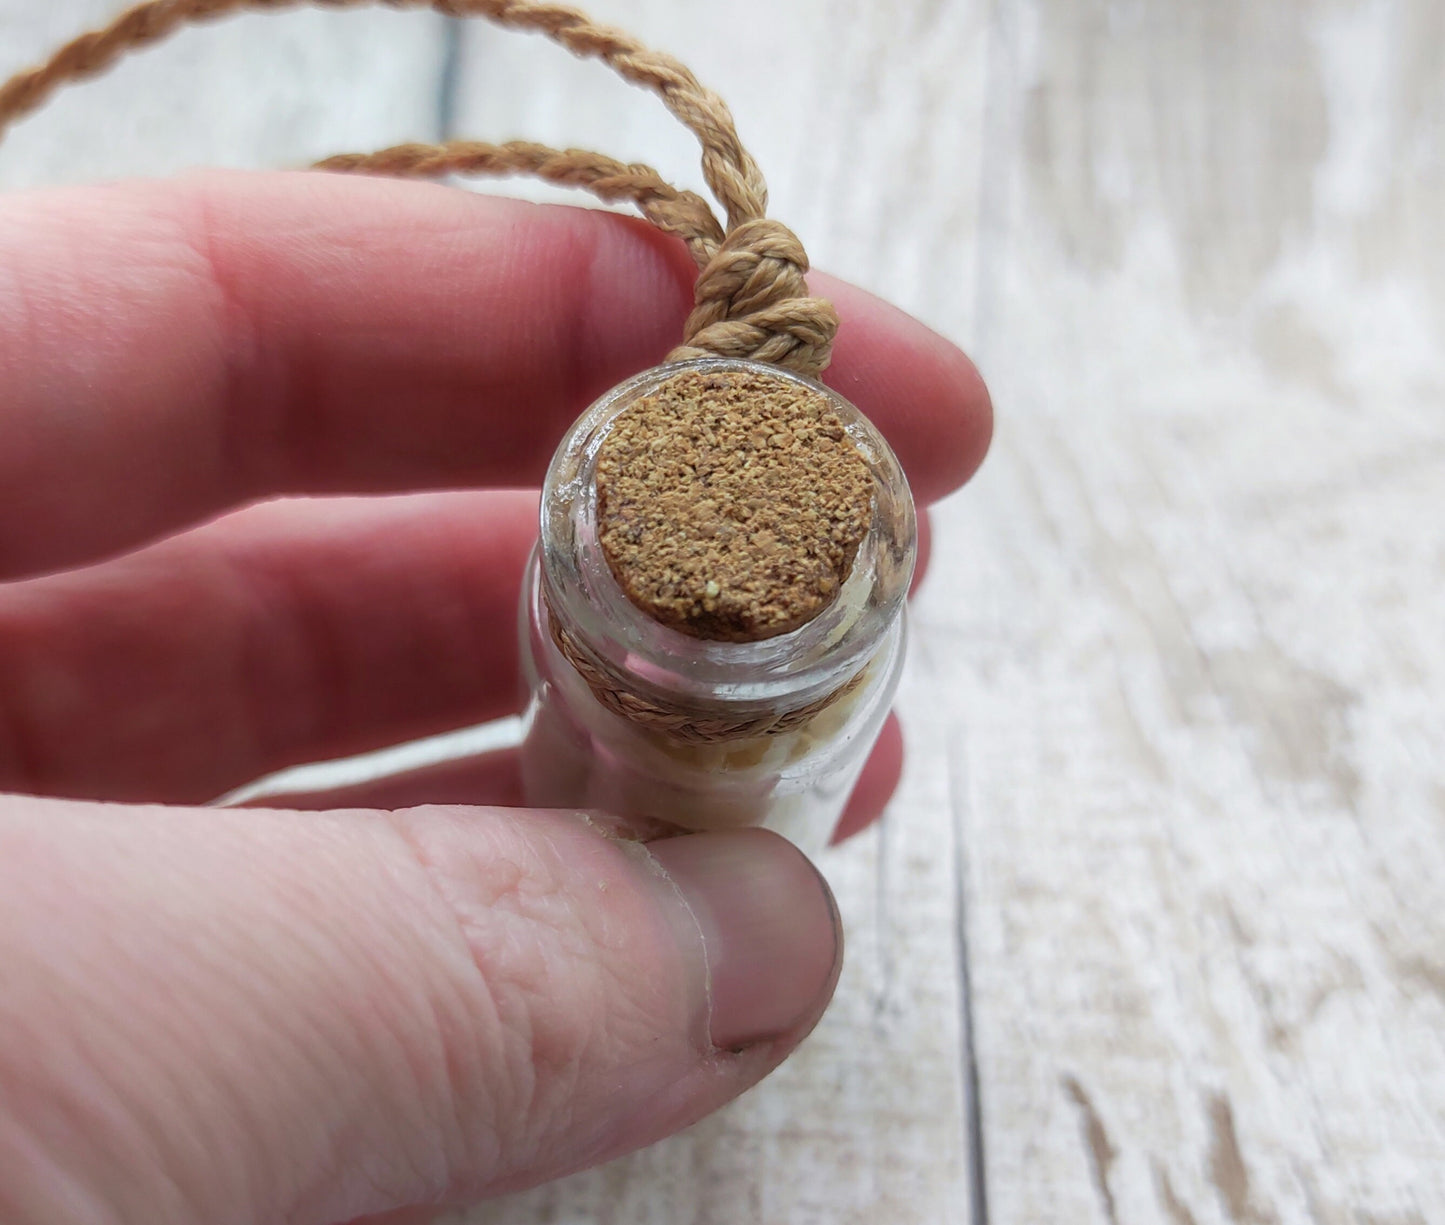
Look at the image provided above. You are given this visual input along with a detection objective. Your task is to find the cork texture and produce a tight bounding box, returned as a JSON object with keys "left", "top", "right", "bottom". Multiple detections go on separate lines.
{"left": 595, "top": 367, "right": 874, "bottom": 641}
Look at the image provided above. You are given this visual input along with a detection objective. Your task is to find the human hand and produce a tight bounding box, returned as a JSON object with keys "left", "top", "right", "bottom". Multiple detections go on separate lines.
{"left": 0, "top": 171, "right": 990, "bottom": 1224}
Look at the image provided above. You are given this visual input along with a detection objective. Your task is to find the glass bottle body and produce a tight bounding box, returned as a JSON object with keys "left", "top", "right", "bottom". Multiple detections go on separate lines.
{"left": 517, "top": 358, "right": 916, "bottom": 855}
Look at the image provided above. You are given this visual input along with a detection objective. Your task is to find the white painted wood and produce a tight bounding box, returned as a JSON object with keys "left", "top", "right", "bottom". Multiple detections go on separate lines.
{"left": 0, "top": 1, "right": 448, "bottom": 189}
{"left": 930, "top": 1, "right": 1445, "bottom": 1222}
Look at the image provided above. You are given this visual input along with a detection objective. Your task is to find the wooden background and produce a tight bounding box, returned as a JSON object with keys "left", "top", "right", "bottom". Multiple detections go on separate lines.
{"left": 2, "top": 2, "right": 1442, "bottom": 1222}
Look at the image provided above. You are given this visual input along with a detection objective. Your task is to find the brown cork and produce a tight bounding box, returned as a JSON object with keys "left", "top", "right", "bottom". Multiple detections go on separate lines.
{"left": 595, "top": 367, "right": 874, "bottom": 642}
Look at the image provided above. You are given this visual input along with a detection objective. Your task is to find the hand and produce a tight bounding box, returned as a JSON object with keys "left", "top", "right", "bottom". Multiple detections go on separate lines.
{"left": 0, "top": 171, "right": 991, "bottom": 1224}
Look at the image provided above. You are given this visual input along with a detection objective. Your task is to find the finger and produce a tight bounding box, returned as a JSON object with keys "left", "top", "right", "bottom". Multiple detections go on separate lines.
{"left": 0, "top": 171, "right": 990, "bottom": 579}
{"left": 0, "top": 491, "right": 538, "bottom": 803}
{"left": 831, "top": 711, "right": 905, "bottom": 844}
{"left": 0, "top": 798, "right": 841, "bottom": 1222}
{"left": 349, "top": 1209, "right": 441, "bottom": 1225}
{"left": 0, "top": 501, "right": 936, "bottom": 807}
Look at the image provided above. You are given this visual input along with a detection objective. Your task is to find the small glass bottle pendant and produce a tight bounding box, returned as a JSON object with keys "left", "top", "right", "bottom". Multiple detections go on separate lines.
{"left": 518, "top": 357, "right": 916, "bottom": 854}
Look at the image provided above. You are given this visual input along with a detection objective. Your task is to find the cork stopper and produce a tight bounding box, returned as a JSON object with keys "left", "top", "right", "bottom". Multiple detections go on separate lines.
{"left": 595, "top": 366, "right": 874, "bottom": 642}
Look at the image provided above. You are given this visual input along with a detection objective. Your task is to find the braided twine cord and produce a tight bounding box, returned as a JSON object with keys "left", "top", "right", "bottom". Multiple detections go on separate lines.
{"left": 548, "top": 616, "right": 865, "bottom": 745}
{"left": 0, "top": 0, "right": 839, "bottom": 375}
{"left": 0, "top": 0, "right": 854, "bottom": 742}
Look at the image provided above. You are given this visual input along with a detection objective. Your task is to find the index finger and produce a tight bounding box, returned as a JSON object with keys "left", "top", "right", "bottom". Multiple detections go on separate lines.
{"left": 0, "top": 170, "right": 990, "bottom": 579}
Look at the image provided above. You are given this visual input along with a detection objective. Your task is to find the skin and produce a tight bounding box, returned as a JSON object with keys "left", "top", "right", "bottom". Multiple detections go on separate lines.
{"left": 0, "top": 171, "right": 991, "bottom": 1225}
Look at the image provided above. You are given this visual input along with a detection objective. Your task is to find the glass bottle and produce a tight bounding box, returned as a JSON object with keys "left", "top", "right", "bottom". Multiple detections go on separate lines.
{"left": 518, "top": 357, "right": 916, "bottom": 855}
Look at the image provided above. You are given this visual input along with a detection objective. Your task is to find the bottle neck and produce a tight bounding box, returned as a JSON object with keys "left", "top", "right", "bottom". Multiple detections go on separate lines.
{"left": 538, "top": 358, "right": 916, "bottom": 739}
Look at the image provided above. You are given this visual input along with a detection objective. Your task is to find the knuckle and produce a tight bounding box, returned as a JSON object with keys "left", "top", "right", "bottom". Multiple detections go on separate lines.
{"left": 389, "top": 809, "right": 683, "bottom": 1181}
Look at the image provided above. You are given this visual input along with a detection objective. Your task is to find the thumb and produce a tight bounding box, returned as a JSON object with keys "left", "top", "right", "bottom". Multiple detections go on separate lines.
{"left": 0, "top": 798, "right": 840, "bottom": 1225}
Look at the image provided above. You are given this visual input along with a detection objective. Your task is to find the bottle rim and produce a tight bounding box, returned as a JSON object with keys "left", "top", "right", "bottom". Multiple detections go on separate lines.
{"left": 538, "top": 357, "right": 917, "bottom": 715}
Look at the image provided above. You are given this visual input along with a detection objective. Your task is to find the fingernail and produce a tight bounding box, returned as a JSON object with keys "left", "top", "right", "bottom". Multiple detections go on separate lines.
{"left": 647, "top": 830, "right": 842, "bottom": 1049}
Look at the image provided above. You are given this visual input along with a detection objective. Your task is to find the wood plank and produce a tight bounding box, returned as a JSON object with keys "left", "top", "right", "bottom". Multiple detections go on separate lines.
{"left": 0, "top": 1, "right": 449, "bottom": 189}
{"left": 940, "top": 0, "right": 1445, "bottom": 1221}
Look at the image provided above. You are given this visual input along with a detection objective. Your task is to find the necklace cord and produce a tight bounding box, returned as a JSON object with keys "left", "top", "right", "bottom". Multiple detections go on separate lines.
{"left": 0, "top": 0, "right": 839, "bottom": 373}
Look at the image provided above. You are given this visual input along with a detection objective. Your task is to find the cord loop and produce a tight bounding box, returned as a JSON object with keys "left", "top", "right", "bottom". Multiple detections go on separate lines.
{"left": 0, "top": 0, "right": 838, "bottom": 372}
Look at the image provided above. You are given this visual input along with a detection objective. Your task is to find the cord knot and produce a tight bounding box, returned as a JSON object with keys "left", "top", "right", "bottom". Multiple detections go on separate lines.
{"left": 667, "top": 217, "right": 839, "bottom": 377}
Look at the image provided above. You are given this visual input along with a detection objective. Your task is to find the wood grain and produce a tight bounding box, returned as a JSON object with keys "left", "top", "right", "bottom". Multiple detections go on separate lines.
{"left": 2, "top": 2, "right": 1442, "bottom": 1223}
{"left": 0, "top": 1, "right": 448, "bottom": 189}
{"left": 939, "top": 1, "right": 1445, "bottom": 1222}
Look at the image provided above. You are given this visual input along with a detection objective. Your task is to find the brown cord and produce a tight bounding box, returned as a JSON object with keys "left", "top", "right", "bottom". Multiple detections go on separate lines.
{"left": 0, "top": 0, "right": 839, "bottom": 374}
{"left": 316, "top": 140, "right": 726, "bottom": 269}
{"left": 0, "top": 0, "right": 856, "bottom": 741}
{"left": 549, "top": 615, "right": 864, "bottom": 745}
